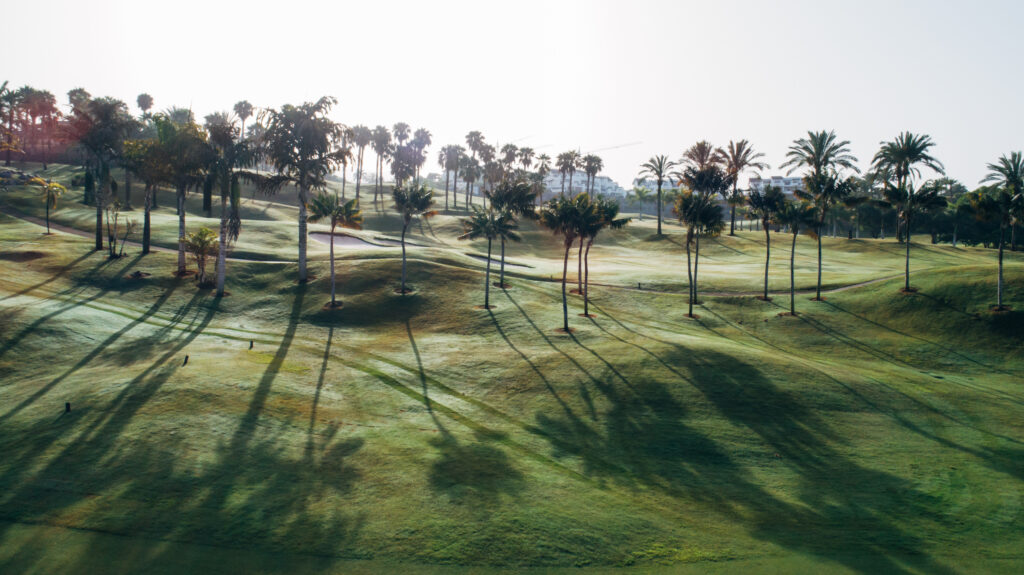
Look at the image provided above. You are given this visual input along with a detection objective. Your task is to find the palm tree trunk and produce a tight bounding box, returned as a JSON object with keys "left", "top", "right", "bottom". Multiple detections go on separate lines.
{"left": 444, "top": 169, "right": 450, "bottom": 211}
{"left": 298, "top": 184, "right": 308, "bottom": 282}
{"left": 499, "top": 238, "right": 506, "bottom": 287}
{"left": 561, "top": 240, "right": 570, "bottom": 331}
{"left": 656, "top": 181, "right": 663, "bottom": 235}
{"left": 177, "top": 184, "right": 187, "bottom": 274}
{"left": 952, "top": 219, "right": 958, "bottom": 248}
{"left": 763, "top": 222, "right": 771, "bottom": 299}
{"left": 686, "top": 232, "right": 693, "bottom": 317}
{"left": 216, "top": 187, "right": 228, "bottom": 296}
{"left": 452, "top": 169, "right": 459, "bottom": 208}
{"left": 355, "top": 149, "right": 363, "bottom": 200}
{"left": 576, "top": 237, "right": 584, "bottom": 295}
{"left": 329, "top": 222, "right": 337, "bottom": 305}
{"left": 584, "top": 239, "right": 592, "bottom": 316}
{"left": 729, "top": 203, "right": 737, "bottom": 236}
{"left": 790, "top": 231, "right": 797, "bottom": 315}
{"left": 694, "top": 235, "right": 701, "bottom": 310}
{"left": 904, "top": 216, "right": 912, "bottom": 291}
{"left": 815, "top": 224, "right": 822, "bottom": 300}
{"left": 998, "top": 224, "right": 1005, "bottom": 309}
{"left": 143, "top": 184, "right": 151, "bottom": 255}
{"left": 95, "top": 163, "right": 108, "bottom": 251}
{"left": 401, "top": 222, "right": 408, "bottom": 294}
{"left": 485, "top": 237, "right": 492, "bottom": 308}
{"left": 340, "top": 165, "right": 347, "bottom": 201}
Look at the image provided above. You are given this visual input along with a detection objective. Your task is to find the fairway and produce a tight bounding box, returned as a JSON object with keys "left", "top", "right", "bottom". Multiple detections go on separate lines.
{"left": 1, "top": 167, "right": 1022, "bottom": 574}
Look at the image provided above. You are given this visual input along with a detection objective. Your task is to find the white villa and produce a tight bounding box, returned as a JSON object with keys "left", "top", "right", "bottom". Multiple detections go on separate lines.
{"left": 748, "top": 176, "right": 804, "bottom": 197}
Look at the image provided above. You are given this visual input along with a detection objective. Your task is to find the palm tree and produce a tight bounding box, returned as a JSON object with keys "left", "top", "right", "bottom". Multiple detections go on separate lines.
{"left": 233, "top": 100, "right": 253, "bottom": 140}
{"left": 556, "top": 152, "right": 572, "bottom": 196}
{"left": 583, "top": 154, "right": 603, "bottom": 194}
{"left": 392, "top": 122, "right": 410, "bottom": 145}
{"left": 352, "top": 125, "right": 372, "bottom": 200}
{"left": 459, "top": 207, "right": 518, "bottom": 308}
{"left": 566, "top": 150, "right": 581, "bottom": 195}
{"left": 371, "top": 125, "right": 392, "bottom": 205}
{"left": 411, "top": 128, "right": 432, "bottom": 183}
{"left": 392, "top": 185, "right": 436, "bottom": 294}
{"left": 256, "top": 97, "right": 347, "bottom": 283}
{"left": 781, "top": 130, "right": 861, "bottom": 300}
{"left": 500, "top": 143, "right": 518, "bottom": 168}
{"left": 774, "top": 200, "right": 817, "bottom": 315}
{"left": 681, "top": 140, "right": 725, "bottom": 170}
{"left": 677, "top": 165, "right": 732, "bottom": 317}
{"left": 29, "top": 177, "right": 66, "bottom": 234}
{"left": 628, "top": 186, "right": 653, "bottom": 220}
{"left": 206, "top": 113, "right": 256, "bottom": 296}
{"left": 66, "top": 97, "right": 134, "bottom": 251}
{"left": 978, "top": 152, "right": 1024, "bottom": 310}
{"left": 581, "top": 196, "right": 629, "bottom": 316}
{"left": 137, "top": 93, "right": 154, "bottom": 118}
{"left": 308, "top": 193, "right": 363, "bottom": 307}
{"left": 518, "top": 147, "right": 535, "bottom": 171}
{"left": 872, "top": 132, "right": 945, "bottom": 291}
{"left": 722, "top": 140, "right": 769, "bottom": 235}
{"left": 185, "top": 227, "right": 218, "bottom": 286}
{"left": 486, "top": 178, "right": 538, "bottom": 287}
{"left": 465, "top": 130, "right": 485, "bottom": 159}
{"left": 121, "top": 139, "right": 163, "bottom": 255}
{"left": 460, "top": 155, "right": 480, "bottom": 209}
{"left": 638, "top": 155, "right": 677, "bottom": 235}
{"left": 441, "top": 144, "right": 462, "bottom": 210}
{"left": 541, "top": 196, "right": 584, "bottom": 332}
{"left": 747, "top": 185, "right": 785, "bottom": 300}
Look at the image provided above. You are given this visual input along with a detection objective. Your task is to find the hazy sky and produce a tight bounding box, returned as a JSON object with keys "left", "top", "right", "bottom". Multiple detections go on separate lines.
{"left": 5, "top": 0, "right": 1021, "bottom": 188}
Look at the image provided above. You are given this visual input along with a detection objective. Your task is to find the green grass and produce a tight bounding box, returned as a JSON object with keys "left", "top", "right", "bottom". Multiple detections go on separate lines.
{"left": 1, "top": 163, "right": 1023, "bottom": 574}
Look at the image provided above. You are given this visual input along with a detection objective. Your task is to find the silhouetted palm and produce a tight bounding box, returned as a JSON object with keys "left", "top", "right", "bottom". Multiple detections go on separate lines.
{"left": 872, "top": 132, "right": 945, "bottom": 291}
{"left": 392, "top": 122, "right": 410, "bottom": 145}
{"left": 583, "top": 154, "right": 603, "bottom": 194}
{"left": 233, "top": 100, "right": 253, "bottom": 140}
{"left": 256, "top": 97, "right": 347, "bottom": 282}
{"left": 723, "top": 139, "right": 769, "bottom": 235}
{"left": 460, "top": 155, "right": 480, "bottom": 209}
{"left": 581, "top": 196, "right": 629, "bottom": 316}
{"left": 747, "top": 185, "right": 785, "bottom": 299}
{"left": 371, "top": 125, "right": 392, "bottom": 205}
{"left": 487, "top": 178, "right": 538, "bottom": 287}
{"left": 782, "top": 130, "right": 861, "bottom": 299}
{"left": 628, "top": 186, "right": 653, "bottom": 220}
{"left": 638, "top": 155, "right": 677, "bottom": 235}
{"left": 977, "top": 152, "right": 1024, "bottom": 309}
{"left": 352, "top": 125, "right": 372, "bottom": 200}
{"left": 541, "top": 196, "right": 586, "bottom": 331}
{"left": 308, "top": 193, "right": 363, "bottom": 307}
{"left": 459, "top": 207, "right": 519, "bottom": 308}
{"left": 677, "top": 165, "right": 732, "bottom": 317}
{"left": 681, "top": 140, "right": 725, "bottom": 170}
{"left": 392, "top": 185, "right": 436, "bottom": 294}
{"left": 774, "top": 200, "right": 817, "bottom": 315}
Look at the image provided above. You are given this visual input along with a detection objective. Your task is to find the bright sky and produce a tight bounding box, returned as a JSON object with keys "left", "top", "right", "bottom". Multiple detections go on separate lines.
{"left": 5, "top": 0, "right": 1021, "bottom": 189}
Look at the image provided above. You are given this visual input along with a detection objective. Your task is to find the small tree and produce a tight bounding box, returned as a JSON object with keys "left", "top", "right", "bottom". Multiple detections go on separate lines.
{"left": 392, "top": 185, "right": 436, "bottom": 294}
{"left": 774, "top": 200, "right": 817, "bottom": 315}
{"left": 580, "top": 196, "right": 630, "bottom": 316}
{"left": 185, "top": 227, "right": 219, "bottom": 286}
{"left": 459, "top": 207, "right": 519, "bottom": 308}
{"left": 541, "top": 196, "right": 588, "bottom": 331}
{"left": 746, "top": 185, "right": 785, "bottom": 300}
{"left": 29, "top": 177, "right": 65, "bottom": 234}
{"left": 308, "top": 193, "right": 363, "bottom": 307}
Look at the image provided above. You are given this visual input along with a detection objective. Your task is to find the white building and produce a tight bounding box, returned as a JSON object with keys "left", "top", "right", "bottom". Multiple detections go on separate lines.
{"left": 542, "top": 172, "right": 627, "bottom": 198}
{"left": 749, "top": 176, "right": 804, "bottom": 197}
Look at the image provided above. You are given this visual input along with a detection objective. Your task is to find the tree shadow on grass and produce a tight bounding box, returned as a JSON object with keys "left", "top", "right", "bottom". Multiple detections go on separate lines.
{"left": 0, "top": 250, "right": 94, "bottom": 304}
{"left": 0, "top": 284, "right": 367, "bottom": 572}
{"left": 527, "top": 310, "right": 959, "bottom": 573}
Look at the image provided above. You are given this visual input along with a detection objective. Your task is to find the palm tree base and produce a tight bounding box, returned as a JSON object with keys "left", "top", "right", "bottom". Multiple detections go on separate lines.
{"left": 569, "top": 288, "right": 583, "bottom": 295}
{"left": 323, "top": 301, "right": 344, "bottom": 309}
{"left": 492, "top": 282, "right": 511, "bottom": 289}
{"left": 297, "top": 274, "right": 318, "bottom": 284}
{"left": 755, "top": 295, "right": 773, "bottom": 301}
{"left": 777, "top": 312, "right": 798, "bottom": 317}
{"left": 809, "top": 296, "right": 827, "bottom": 301}
{"left": 990, "top": 305, "right": 1013, "bottom": 313}
{"left": 394, "top": 287, "right": 416, "bottom": 295}
{"left": 684, "top": 313, "right": 701, "bottom": 319}
{"left": 474, "top": 304, "right": 496, "bottom": 310}
{"left": 899, "top": 287, "right": 919, "bottom": 294}
{"left": 554, "top": 327, "right": 576, "bottom": 334}
{"left": 579, "top": 313, "right": 597, "bottom": 318}
{"left": 173, "top": 270, "right": 197, "bottom": 278}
